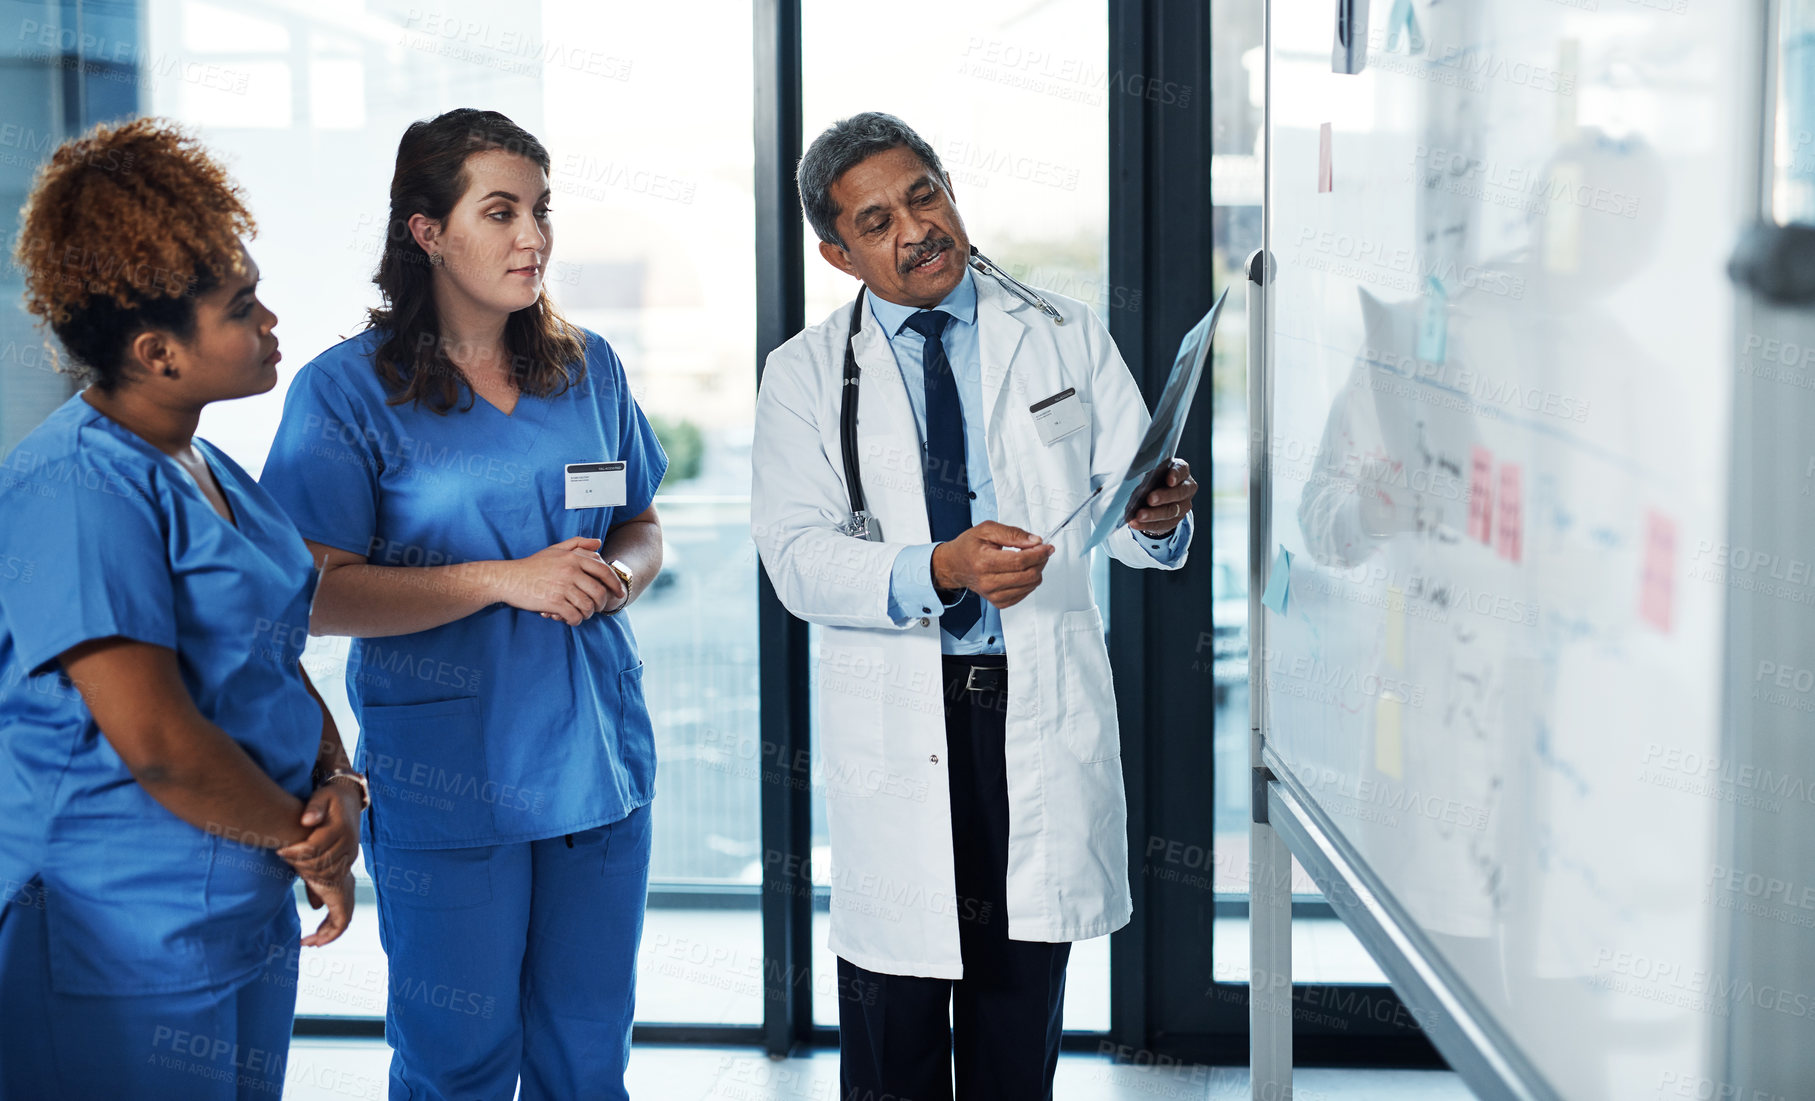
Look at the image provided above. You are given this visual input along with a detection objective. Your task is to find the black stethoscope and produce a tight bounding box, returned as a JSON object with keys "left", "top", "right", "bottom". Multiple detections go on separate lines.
{"left": 836, "top": 246, "right": 1065, "bottom": 542}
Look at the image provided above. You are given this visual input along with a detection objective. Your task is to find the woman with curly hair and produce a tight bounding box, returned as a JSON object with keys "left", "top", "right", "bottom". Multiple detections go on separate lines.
{"left": 259, "top": 108, "right": 665, "bottom": 1100}
{"left": 0, "top": 119, "right": 361, "bottom": 1098}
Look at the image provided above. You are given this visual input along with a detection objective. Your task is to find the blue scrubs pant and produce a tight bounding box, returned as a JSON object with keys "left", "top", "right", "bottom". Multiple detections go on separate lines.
{"left": 368, "top": 803, "right": 652, "bottom": 1101}
{"left": 0, "top": 887, "right": 296, "bottom": 1100}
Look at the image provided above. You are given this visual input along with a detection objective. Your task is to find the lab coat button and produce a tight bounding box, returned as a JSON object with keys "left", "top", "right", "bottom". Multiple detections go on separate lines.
{"left": 918, "top": 617, "right": 930, "bottom": 627}
{"left": 930, "top": 754, "right": 939, "bottom": 764}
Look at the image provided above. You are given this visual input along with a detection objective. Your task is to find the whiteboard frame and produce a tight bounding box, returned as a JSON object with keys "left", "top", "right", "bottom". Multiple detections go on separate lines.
{"left": 1717, "top": 4, "right": 1803, "bottom": 1091}
{"left": 1246, "top": 247, "right": 1291, "bottom": 1101}
{"left": 1247, "top": 1, "right": 1770, "bottom": 1095}
{"left": 1259, "top": 756, "right": 1561, "bottom": 1101}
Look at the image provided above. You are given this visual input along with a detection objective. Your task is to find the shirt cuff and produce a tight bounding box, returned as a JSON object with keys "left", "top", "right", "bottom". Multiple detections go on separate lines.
{"left": 886, "top": 544, "right": 963, "bottom": 623}
{"left": 1136, "top": 512, "right": 1192, "bottom": 565}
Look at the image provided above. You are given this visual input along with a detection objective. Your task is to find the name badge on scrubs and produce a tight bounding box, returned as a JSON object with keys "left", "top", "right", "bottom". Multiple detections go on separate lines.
{"left": 565, "top": 461, "right": 627, "bottom": 509}
{"left": 1029, "top": 387, "right": 1088, "bottom": 446}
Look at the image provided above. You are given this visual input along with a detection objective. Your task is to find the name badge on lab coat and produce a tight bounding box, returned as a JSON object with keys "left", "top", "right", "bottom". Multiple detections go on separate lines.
{"left": 1029, "top": 388, "right": 1088, "bottom": 446}
{"left": 565, "top": 461, "right": 627, "bottom": 509}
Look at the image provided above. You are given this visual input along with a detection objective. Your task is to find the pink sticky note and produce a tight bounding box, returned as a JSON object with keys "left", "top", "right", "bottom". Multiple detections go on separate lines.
{"left": 1640, "top": 510, "right": 1676, "bottom": 633}
{"left": 1467, "top": 447, "right": 1494, "bottom": 545}
{"left": 1495, "top": 464, "right": 1522, "bottom": 562}
{"left": 1318, "top": 123, "right": 1334, "bottom": 193}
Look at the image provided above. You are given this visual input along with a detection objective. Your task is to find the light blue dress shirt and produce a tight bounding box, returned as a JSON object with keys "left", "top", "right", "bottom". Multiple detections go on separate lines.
{"left": 875, "top": 269, "right": 1191, "bottom": 655}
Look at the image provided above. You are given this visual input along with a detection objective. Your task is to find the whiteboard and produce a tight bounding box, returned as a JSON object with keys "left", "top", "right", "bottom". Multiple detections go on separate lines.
{"left": 1261, "top": 2, "right": 1762, "bottom": 1097}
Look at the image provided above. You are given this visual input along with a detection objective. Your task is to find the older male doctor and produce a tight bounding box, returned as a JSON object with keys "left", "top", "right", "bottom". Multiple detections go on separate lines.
{"left": 751, "top": 112, "right": 1197, "bottom": 1101}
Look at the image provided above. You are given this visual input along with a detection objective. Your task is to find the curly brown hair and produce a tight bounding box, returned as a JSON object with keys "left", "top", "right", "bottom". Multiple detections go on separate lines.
{"left": 13, "top": 116, "right": 256, "bottom": 391}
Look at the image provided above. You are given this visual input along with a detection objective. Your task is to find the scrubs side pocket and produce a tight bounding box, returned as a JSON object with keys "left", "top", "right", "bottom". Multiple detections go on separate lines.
{"left": 616, "top": 660, "right": 656, "bottom": 805}
{"left": 366, "top": 842, "right": 494, "bottom": 911}
{"left": 199, "top": 831, "right": 302, "bottom": 994}
{"left": 358, "top": 695, "right": 495, "bottom": 847}
{"left": 1059, "top": 607, "right": 1122, "bottom": 763}
{"left": 43, "top": 816, "right": 216, "bottom": 995}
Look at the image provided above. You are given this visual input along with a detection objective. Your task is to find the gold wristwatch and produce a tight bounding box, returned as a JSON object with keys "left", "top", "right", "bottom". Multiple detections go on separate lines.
{"left": 605, "top": 558, "right": 634, "bottom": 615}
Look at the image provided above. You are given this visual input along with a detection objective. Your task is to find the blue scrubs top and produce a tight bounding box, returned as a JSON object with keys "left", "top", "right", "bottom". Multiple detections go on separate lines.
{"left": 259, "top": 328, "right": 668, "bottom": 850}
{"left": 0, "top": 395, "right": 316, "bottom": 996}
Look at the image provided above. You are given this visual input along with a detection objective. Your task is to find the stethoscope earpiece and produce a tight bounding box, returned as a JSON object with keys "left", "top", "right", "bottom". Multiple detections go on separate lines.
{"left": 840, "top": 249, "right": 1064, "bottom": 540}
{"left": 968, "top": 246, "right": 1066, "bottom": 325}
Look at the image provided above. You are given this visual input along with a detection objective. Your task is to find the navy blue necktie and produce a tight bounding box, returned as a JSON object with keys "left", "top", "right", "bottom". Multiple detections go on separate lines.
{"left": 902, "top": 309, "right": 980, "bottom": 637}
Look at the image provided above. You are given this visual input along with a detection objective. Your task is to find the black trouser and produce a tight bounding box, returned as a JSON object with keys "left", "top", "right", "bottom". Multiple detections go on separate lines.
{"left": 837, "top": 655, "right": 1071, "bottom": 1101}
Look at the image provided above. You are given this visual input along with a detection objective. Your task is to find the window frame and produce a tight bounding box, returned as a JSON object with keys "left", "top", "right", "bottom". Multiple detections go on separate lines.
{"left": 1102, "top": 0, "right": 1442, "bottom": 1069}
{"left": 29, "top": 0, "right": 1447, "bottom": 1067}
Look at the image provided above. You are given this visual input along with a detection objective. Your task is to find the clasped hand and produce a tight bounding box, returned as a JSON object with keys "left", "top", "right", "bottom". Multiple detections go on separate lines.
{"left": 277, "top": 782, "right": 362, "bottom": 946}
{"left": 502, "top": 537, "right": 627, "bottom": 624}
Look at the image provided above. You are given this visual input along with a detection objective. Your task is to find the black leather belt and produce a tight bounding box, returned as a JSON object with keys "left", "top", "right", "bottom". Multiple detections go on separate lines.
{"left": 942, "top": 654, "right": 1007, "bottom": 693}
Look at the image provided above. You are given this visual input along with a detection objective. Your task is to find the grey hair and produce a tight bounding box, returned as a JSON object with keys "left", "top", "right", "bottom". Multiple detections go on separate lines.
{"left": 798, "top": 112, "right": 947, "bottom": 249}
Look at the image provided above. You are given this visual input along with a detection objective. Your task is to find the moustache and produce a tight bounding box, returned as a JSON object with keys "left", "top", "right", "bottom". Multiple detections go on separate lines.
{"left": 899, "top": 236, "right": 957, "bottom": 275}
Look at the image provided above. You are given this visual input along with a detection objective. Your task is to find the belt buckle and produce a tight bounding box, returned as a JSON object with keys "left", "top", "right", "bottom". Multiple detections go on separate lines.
{"left": 965, "top": 666, "right": 984, "bottom": 692}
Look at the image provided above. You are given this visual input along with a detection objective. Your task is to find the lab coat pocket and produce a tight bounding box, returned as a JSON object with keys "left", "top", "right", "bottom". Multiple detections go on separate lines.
{"left": 814, "top": 639, "right": 890, "bottom": 800}
{"left": 359, "top": 696, "right": 495, "bottom": 846}
{"left": 1059, "top": 607, "right": 1121, "bottom": 762}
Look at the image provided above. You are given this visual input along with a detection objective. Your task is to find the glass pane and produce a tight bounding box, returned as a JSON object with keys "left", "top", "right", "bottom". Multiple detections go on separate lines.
{"left": 1206, "top": 0, "right": 1386, "bottom": 987}
{"left": 801, "top": 2, "right": 1111, "bottom": 329}
{"left": 537, "top": 6, "right": 761, "bottom": 1026}
{"left": 0, "top": 13, "right": 80, "bottom": 455}
{"left": 1773, "top": 0, "right": 1815, "bottom": 223}
{"left": 1207, "top": 0, "right": 1266, "bottom": 900}
{"left": 800, "top": 0, "right": 1111, "bottom": 1032}
{"left": 140, "top": 0, "right": 758, "bottom": 1024}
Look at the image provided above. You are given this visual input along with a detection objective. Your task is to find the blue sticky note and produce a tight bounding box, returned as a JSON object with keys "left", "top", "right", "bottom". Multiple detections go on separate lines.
{"left": 1261, "top": 545, "right": 1292, "bottom": 616}
{"left": 1386, "top": 0, "right": 1422, "bottom": 53}
{"left": 1418, "top": 275, "right": 1448, "bottom": 364}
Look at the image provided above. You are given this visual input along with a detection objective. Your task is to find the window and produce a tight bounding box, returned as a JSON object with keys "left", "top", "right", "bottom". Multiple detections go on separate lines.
{"left": 0, "top": 3, "right": 138, "bottom": 454}
{"left": 3, "top": 0, "right": 1173, "bottom": 1049}
{"left": 800, "top": 0, "right": 1112, "bottom": 1032}
{"left": 1773, "top": 0, "right": 1815, "bottom": 224}
{"left": 1207, "top": 0, "right": 1386, "bottom": 987}
{"left": 140, "top": 0, "right": 761, "bottom": 1027}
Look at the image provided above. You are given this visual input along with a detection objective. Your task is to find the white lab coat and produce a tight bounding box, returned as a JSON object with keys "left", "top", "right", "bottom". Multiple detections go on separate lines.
{"left": 750, "top": 275, "right": 1190, "bottom": 979}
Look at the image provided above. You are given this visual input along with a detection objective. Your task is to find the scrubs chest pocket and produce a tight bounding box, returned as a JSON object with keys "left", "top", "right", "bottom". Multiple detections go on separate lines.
{"left": 1059, "top": 608, "right": 1122, "bottom": 762}
{"left": 360, "top": 696, "right": 495, "bottom": 846}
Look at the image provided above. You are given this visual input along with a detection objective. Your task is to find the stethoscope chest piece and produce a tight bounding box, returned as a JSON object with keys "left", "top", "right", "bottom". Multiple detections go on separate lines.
{"left": 837, "top": 250, "right": 1065, "bottom": 541}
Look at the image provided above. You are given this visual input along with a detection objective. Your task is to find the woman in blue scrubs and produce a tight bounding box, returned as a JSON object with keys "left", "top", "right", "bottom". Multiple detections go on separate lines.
{"left": 0, "top": 119, "right": 361, "bottom": 1099}
{"left": 260, "top": 108, "right": 666, "bottom": 1101}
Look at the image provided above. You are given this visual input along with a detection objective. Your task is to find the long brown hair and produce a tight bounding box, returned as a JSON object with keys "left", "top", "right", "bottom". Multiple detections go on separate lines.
{"left": 367, "top": 108, "right": 585, "bottom": 413}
